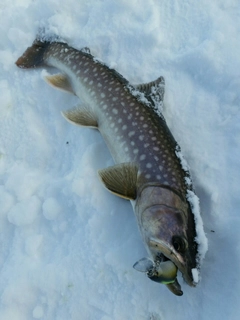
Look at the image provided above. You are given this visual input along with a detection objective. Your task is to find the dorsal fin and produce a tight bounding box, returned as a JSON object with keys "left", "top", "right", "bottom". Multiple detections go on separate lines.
{"left": 134, "top": 76, "right": 165, "bottom": 108}
{"left": 98, "top": 162, "right": 138, "bottom": 200}
{"left": 80, "top": 47, "right": 91, "bottom": 54}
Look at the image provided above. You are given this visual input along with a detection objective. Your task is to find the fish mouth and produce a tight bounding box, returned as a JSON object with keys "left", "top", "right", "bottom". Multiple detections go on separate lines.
{"left": 149, "top": 238, "right": 197, "bottom": 287}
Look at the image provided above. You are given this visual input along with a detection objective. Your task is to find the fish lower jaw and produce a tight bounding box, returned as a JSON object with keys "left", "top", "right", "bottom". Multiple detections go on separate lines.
{"left": 147, "top": 237, "right": 196, "bottom": 287}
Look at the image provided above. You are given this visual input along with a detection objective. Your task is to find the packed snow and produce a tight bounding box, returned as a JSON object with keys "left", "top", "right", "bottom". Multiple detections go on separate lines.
{"left": 1, "top": 0, "right": 240, "bottom": 319}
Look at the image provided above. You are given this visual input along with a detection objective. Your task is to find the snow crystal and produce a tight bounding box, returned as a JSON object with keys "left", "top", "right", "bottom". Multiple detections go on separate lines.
{"left": 192, "top": 268, "right": 199, "bottom": 284}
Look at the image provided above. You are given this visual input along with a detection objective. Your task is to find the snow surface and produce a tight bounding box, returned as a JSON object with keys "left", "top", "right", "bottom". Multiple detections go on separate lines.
{"left": 1, "top": 0, "right": 240, "bottom": 319}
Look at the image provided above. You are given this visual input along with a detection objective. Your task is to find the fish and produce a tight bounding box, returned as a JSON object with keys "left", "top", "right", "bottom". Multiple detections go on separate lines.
{"left": 16, "top": 37, "right": 201, "bottom": 296}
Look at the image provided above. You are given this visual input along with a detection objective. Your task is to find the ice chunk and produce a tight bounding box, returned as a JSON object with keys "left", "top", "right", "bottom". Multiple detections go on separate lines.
{"left": 187, "top": 190, "right": 208, "bottom": 266}
{"left": 192, "top": 268, "right": 199, "bottom": 284}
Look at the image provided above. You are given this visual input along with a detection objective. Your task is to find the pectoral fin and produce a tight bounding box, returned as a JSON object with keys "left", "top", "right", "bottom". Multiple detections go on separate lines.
{"left": 62, "top": 106, "right": 98, "bottom": 128}
{"left": 98, "top": 162, "right": 138, "bottom": 200}
{"left": 45, "top": 73, "right": 75, "bottom": 94}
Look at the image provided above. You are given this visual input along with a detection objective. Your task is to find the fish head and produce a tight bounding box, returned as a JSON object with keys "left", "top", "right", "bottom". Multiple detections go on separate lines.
{"left": 146, "top": 204, "right": 197, "bottom": 286}
{"left": 134, "top": 185, "right": 198, "bottom": 291}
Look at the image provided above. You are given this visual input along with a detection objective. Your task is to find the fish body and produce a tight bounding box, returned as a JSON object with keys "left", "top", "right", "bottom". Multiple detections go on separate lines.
{"left": 16, "top": 38, "right": 200, "bottom": 295}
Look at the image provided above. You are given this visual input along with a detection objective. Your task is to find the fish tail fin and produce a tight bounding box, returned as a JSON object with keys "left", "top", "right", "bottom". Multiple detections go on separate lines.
{"left": 15, "top": 39, "right": 50, "bottom": 68}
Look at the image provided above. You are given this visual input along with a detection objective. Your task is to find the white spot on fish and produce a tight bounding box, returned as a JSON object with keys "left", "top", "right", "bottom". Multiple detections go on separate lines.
{"left": 112, "top": 108, "right": 118, "bottom": 115}
{"left": 140, "top": 154, "right": 146, "bottom": 161}
{"left": 101, "top": 93, "right": 106, "bottom": 98}
{"left": 133, "top": 149, "right": 139, "bottom": 154}
{"left": 143, "top": 124, "right": 148, "bottom": 128}
{"left": 144, "top": 143, "right": 150, "bottom": 148}
{"left": 140, "top": 116, "right": 144, "bottom": 121}
{"left": 131, "top": 141, "right": 135, "bottom": 146}
{"left": 112, "top": 97, "right": 118, "bottom": 102}
{"left": 139, "top": 135, "right": 144, "bottom": 141}
{"left": 128, "top": 131, "right": 135, "bottom": 137}
{"left": 97, "top": 83, "right": 102, "bottom": 87}
{"left": 110, "top": 123, "right": 115, "bottom": 128}
{"left": 157, "top": 175, "right": 161, "bottom": 180}
{"left": 122, "top": 125, "right": 127, "bottom": 130}
{"left": 145, "top": 174, "right": 151, "bottom": 179}
{"left": 118, "top": 118, "right": 122, "bottom": 123}
{"left": 146, "top": 163, "right": 152, "bottom": 168}
{"left": 125, "top": 147, "right": 129, "bottom": 152}
{"left": 89, "top": 80, "right": 93, "bottom": 85}
{"left": 153, "top": 147, "right": 159, "bottom": 151}
{"left": 151, "top": 137, "right": 157, "bottom": 141}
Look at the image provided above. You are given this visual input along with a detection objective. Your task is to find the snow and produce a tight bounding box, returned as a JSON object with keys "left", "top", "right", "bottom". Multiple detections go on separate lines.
{"left": 0, "top": 0, "right": 240, "bottom": 319}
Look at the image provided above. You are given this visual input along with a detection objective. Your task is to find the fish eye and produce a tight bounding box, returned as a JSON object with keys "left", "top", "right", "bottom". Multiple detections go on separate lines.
{"left": 172, "top": 236, "right": 186, "bottom": 253}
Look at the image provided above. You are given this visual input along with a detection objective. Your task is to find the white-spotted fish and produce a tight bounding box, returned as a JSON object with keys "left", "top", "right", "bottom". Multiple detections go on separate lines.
{"left": 16, "top": 38, "right": 201, "bottom": 296}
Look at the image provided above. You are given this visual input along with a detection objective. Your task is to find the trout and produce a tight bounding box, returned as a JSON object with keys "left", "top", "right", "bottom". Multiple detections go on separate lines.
{"left": 16, "top": 37, "right": 203, "bottom": 296}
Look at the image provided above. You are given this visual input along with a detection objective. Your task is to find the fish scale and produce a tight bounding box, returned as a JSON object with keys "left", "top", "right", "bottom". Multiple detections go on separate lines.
{"left": 16, "top": 38, "right": 201, "bottom": 296}
{"left": 44, "top": 42, "right": 187, "bottom": 193}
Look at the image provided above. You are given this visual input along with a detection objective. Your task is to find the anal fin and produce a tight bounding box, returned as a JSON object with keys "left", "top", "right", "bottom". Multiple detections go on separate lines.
{"left": 45, "top": 73, "right": 75, "bottom": 94}
{"left": 62, "top": 105, "right": 98, "bottom": 128}
{"left": 98, "top": 162, "right": 138, "bottom": 200}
